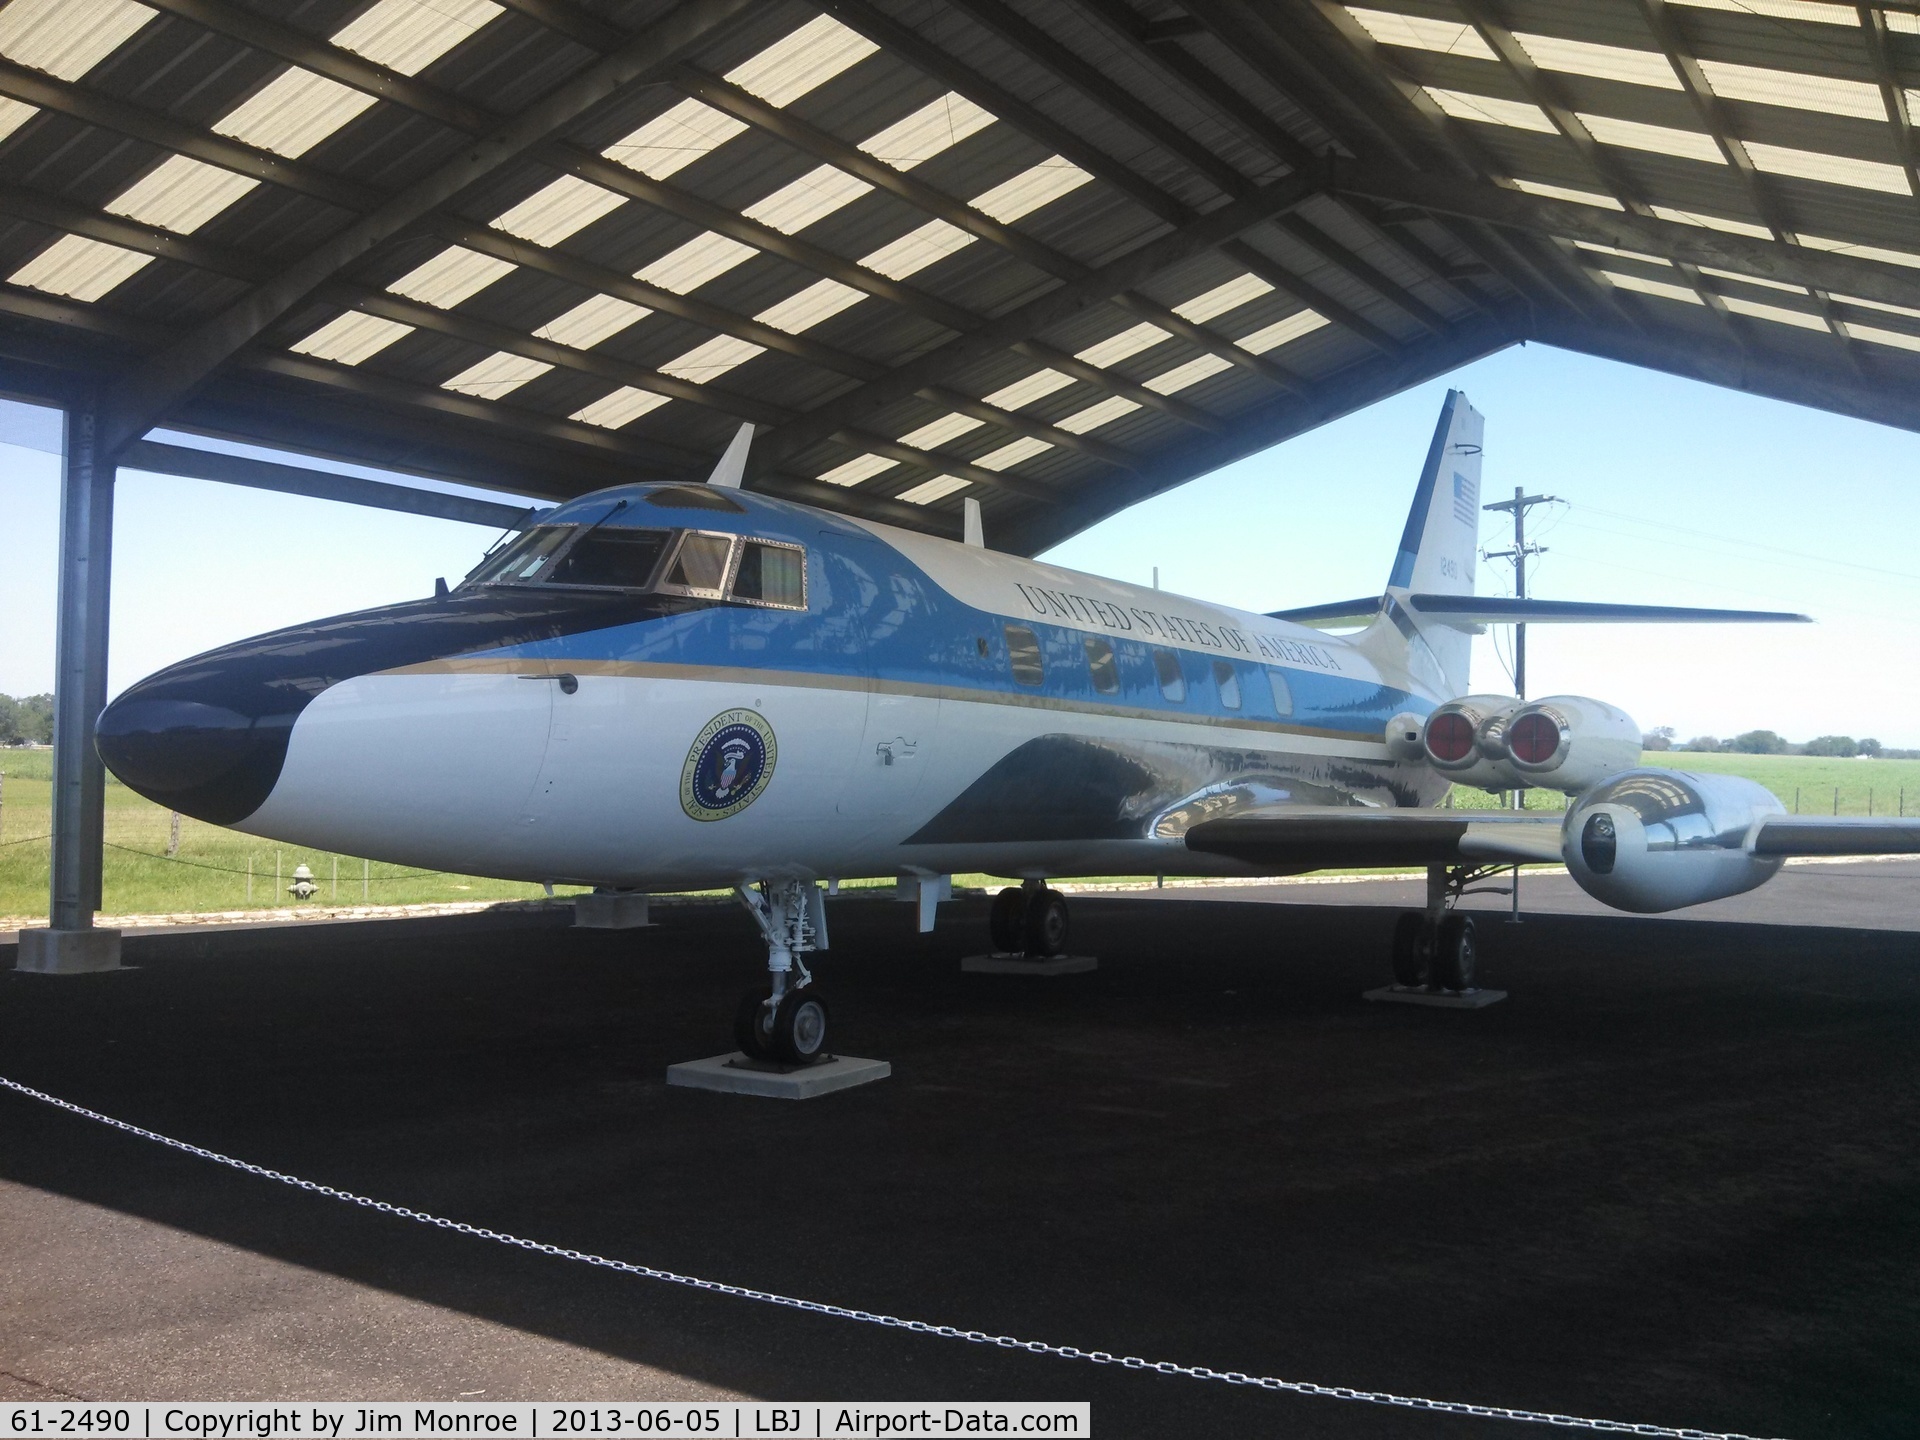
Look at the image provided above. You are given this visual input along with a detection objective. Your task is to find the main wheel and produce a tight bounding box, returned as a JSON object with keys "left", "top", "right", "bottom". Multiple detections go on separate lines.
{"left": 1433, "top": 913, "right": 1476, "bottom": 991}
{"left": 989, "top": 886, "right": 1026, "bottom": 954}
{"left": 1391, "top": 913, "right": 1427, "bottom": 987}
{"left": 734, "top": 986, "right": 776, "bottom": 1060}
{"left": 1023, "top": 888, "right": 1070, "bottom": 957}
{"left": 769, "top": 987, "right": 831, "bottom": 1065}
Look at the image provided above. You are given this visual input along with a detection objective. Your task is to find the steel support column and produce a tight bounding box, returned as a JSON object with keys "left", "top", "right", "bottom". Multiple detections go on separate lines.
{"left": 20, "top": 395, "right": 122, "bottom": 972}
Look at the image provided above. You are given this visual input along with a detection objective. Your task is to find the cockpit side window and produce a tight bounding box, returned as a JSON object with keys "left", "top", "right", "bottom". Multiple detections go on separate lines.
{"left": 541, "top": 529, "right": 674, "bottom": 590}
{"left": 731, "top": 540, "right": 807, "bottom": 609}
{"left": 662, "top": 531, "right": 735, "bottom": 597}
{"left": 464, "top": 525, "right": 574, "bottom": 585}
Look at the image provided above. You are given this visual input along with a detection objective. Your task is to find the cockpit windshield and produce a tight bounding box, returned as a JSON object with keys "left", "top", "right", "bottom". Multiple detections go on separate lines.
{"left": 543, "top": 529, "right": 673, "bottom": 589}
{"left": 464, "top": 525, "right": 574, "bottom": 586}
{"left": 460, "top": 516, "right": 806, "bottom": 610}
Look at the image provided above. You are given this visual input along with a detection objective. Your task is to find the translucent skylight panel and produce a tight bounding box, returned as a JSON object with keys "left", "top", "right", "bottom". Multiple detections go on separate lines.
{"left": 1721, "top": 294, "right": 1828, "bottom": 329}
{"left": 1699, "top": 59, "right": 1885, "bottom": 119}
{"left": 1797, "top": 234, "right": 1920, "bottom": 269}
{"left": 1648, "top": 204, "right": 1771, "bottom": 237}
{"left": 1057, "top": 397, "right": 1140, "bottom": 434}
{"left": 494, "top": 177, "right": 627, "bottom": 248}
{"left": 1238, "top": 310, "right": 1330, "bottom": 353}
{"left": 1744, "top": 142, "right": 1909, "bottom": 193}
{"left": 1173, "top": 274, "right": 1272, "bottom": 324}
{"left": 537, "top": 294, "right": 652, "bottom": 350}
{"left": 1575, "top": 239, "right": 1674, "bottom": 265}
{"left": 1144, "top": 355, "right": 1233, "bottom": 394}
{"left": 1344, "top": 8, "right": 1493, "bottom": 58}
{"left": 1846, "top": 322, "right": 1920, "bottom": 352}
{"left": 860, "top": 220, "right": 974, "bottom": 280}
{"left": 660, "top": 335, "right": 766, "bottom": 382}
{"left": 292, "top": 312, "right": 416, "bottom": 365}
{"left": 334, "top": 0, "right": 502, "bottom": 75}
{"left": 819, "top": 454, "right": 897, "bottom": 486}
{"left": 0, "top": 98, "right": 36, "bottom": 145}
{"left": 8, "top": 236, "right": 151, "bottom": 301}
{"left": 389, "top": 246, "right": 516, "bottom": 307}
{"left": 1832, "top": 292, "right": 1920, "bottom": 319}
{"left": 1424, "top": 88, "right": 1556, "bottom": 134}
{"left": 898, "top": 413, "right": 984, "bottom": 449}
{"left": 634, "top": 233, "right": 758, "bottom": 294}
{"left": 0, "top": 0, "right": 154, "bottom": 81}
{"left": 572, "top": 387, "right": 669, "bottom": 429}
{"left": 974, "top": 437, "right": 1053, "bottom": 469}
{"left": 982, "top": 370, "right": 1073, "bottom": 409}
{"left": 1600, "top": 269, "right": 1704, "bottom": 304}
{"left": 743, "top": 166, "right": 874, "bottom": 235}
{"left": 106, "top": 155, "right": 258, "bottom": 234}
{"left": 756, "top": 279, "right": 864, "bottom": 334}
{"left": 442, "top": 353, "right": 552, "bottom": 398}
{"left": 973, "top": 160, "right": 1093, "bottom": 223}
{"left": 860, "top": 94, "right": 997, "bottom": 170}
{"left": 602, "top": 100, "right": 747, "bottom": 181}
{"left": 1697, "top": 264, "right": 1801, "bottom": 292}
{"left": 1075, "top": 323, "right": 1168, "bottom": 368}
{"left": 1511, "top": 178, "right": 1625, "bottom": 210}
{"left": 1667, "top": 0, "right": 1857, "bottom": 26}
{"left": 1578, "top": 112, "right": 1724, "bottom": 163}
{"left": 897, "top": 475, "right": 970, "bottom": 504}
{"left": 213, "top": 69, "right": 377, "bottom": 159}
{"left": 726, "top": 14, "right": 877, "bottom": 107}
{"left": 1515, "top": 33, "right": 1679, "bottom": 90}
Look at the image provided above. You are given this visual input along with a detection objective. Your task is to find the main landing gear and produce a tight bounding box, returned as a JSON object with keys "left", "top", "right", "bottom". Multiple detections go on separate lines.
{"left": 733, "top": 879, "right": 832, "bottom": 1065}
{"left": 1376, "top": 863, "right": 1507, "bottom": 1007}
{"left": 988, "top": 879, "right": 1071, "bottom": 958}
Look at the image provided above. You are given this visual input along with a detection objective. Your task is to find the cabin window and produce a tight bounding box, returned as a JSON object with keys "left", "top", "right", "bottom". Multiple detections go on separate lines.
{"left": 1153, "top": 649, "right": 1186, "bottom": 702}
{"left": 1212, "top": 659, "right": 1241, "bottom": 710}
{"left": 1084, "top": 637, "right": 1119, "bottom": 695}
{"left": 731, "top": 540, "right": 806, "bottom": 608}
{"left": 1005, "top": 625, "right": 1044, "bottom": 687}
{"left": 542, "top": 528, "right": 674, "bottom": 589}
{"left": 663, "top": 531, "right": 735, "bottom": 596}
{"left": 1268, "top": 667, "right": 1294, "bottom": 717}
{"left": 464, "top": 525, "right": 574, "bottom": 585}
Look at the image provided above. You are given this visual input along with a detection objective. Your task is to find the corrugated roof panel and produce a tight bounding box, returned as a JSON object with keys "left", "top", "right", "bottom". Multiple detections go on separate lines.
{"left": 898, "top": 412, "right": 985, "bottom": 448}
{"left": 1425, "top": 88, "right": 1558, "bottom": 133}
{"left": 442, "top": 352, "right": 553, "bottom": 397}
{"left": 1143, "top": 353, "right": 1234, "bottom": 395}
{"left": 103, "top": 155, "right": 257, "bottom": 232}
{"left": 973, "top": 435, "right": 1053, "bottom": 467}
{"left": 1075, "top": 322, "right": 1169, "bottom": 368}
{"left": 7, "top": 234, "right": 149, "bottom": 300}
{"left": 972, "top": 158, "right": 1093, "bottom": 223}
{"left": 634, "top": 232, "right": 760, "bottom": 293}
{"left": 983, "top": 369, "right": 1075, "bottom": 409}
{"left": 211, "top": 69, "right": 378, "bottom": 159}
{"left": 859, "top": 219, "right": 975, "bottom": 280}
{"left": 895, "top": 474, "right": 970, "bottom": 504}
{"left": 1649, "top": 204, "right": 1772, "bottom": 236}
{"left": 1599, "top": 268, "right": 1706, "bottom": 304}
{"left": 1345, "top": 7, "right": 1495, "bottom": 59}
{"left": 1237, "top": 310, "right": 1332, "bottom": 353}
{"left": 571, "top": 385, "right": 670, "bottom": 428}
{"left": 1512, "top": 177, "right": 1626, "bottom": 208}
{"left": 1580, "top": 112, "right": 1725, "bottom": 163}
{"left": 1745, "top": 141, "right": 1910, "bottom": 194}
{"left": 860, "top": 93, "right": 998, "bottom": 168}
{"left": 660, "top": 334, "right": 766, "bottom": 381}
{"left": 1667, "top": 0, "right": 1856, "bottom": 27}
{"left": 1056, "top": 396, "right": 1139, "bottom": 434}
{"left": 293, "top": 312, "right": 418, "bottom": 365}
{"left": 335, "top": 0, "right": 503, "bottom": 74}
{"left": 0, "top": 0, "right": 155, "bottom": 80}
{"left": 755, "top": 277, "right": 865, "bottom": 333}
{"left": 1848, "top": 321, "right": 1920, "bottom": 352}
{"left": 726, "top": 14, "right": 879, "bottom": 108}
{"left": 389, "top": 246, "right": 518, "bottom": 308}
{"left": 742, "top": 165, "right": 875, "bottom": 235}
{"left": 819, "top": 453, "right": 899, "bottom": 486}
{"left": 1699, "top": 58, "right": 1886, "bottom": 119}
{"left": 537, "top": 295, "right": 654, "bottom": 351}
{"left": 1721, "top": 293, "right": 1828, "bottom": 329}
{"left": 1517, "top": 32, "right": 1680, "bottom": 89}
{"left": 1173, "top": 273, "right": 1273, "bottom": 324}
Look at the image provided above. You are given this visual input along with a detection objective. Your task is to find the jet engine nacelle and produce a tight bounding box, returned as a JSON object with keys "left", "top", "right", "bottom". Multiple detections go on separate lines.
{"left": 1562, "top": 769, "right": 1785, "bottom": 913}
{"left": 1501, "top": 695, "right": 1643, "bottom": 793}
{"left": 1420, "top": 694, "right": 1524, "bottom": 790}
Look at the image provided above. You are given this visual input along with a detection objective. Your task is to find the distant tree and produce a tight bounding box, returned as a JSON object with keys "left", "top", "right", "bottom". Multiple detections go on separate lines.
{"left": 1731, "top": 729, "right": 1790, "bottom": 755}
{"left": 1802, "top": 735, "right": 1858, "bottom": 758}
{"left": 1860, "top": 738, "right": 1883, "bottom": 757}
{"left": 1643, "top": 725, "right": 1676, "bottom": 751}
{"left": 1681, "top": 735, "right": 1722, "bottom": 752}
{"left": 0, "top": 694, "right": 19, "bottom": 746}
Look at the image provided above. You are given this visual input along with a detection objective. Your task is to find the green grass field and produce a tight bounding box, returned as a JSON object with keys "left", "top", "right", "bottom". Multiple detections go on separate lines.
{"left": 4, "top": 746, "right": 1916, "bottom": 924}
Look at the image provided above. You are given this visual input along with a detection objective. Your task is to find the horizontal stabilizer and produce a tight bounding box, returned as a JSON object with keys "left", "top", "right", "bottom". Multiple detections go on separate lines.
{"left": 1186, "top": 807, "right": 1563, "bottom": 869}
{"left": 1264, "top": 596, "right": 1382, "bottom": 627}
{"left": 1751, "top": 817, "right": 1920, "bottom": 857}
{"left": 1406, "top": 596, "right": 1811, "bottom": 625}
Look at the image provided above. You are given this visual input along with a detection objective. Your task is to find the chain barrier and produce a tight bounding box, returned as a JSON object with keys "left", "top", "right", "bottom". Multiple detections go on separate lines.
{"left": 100, "top": 841, "right": 441, "bottom": 883}
{"left": 0, "top": 1073, "right": 1784, "bottom": 1440}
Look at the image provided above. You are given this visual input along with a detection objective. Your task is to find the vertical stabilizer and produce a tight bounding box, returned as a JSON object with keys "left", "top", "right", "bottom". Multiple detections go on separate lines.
{"left": 1378, "top": 390, "right": 1483, "bottom": 696}
{"left": 707, "top": 423, "right": 754, "bottom": 487}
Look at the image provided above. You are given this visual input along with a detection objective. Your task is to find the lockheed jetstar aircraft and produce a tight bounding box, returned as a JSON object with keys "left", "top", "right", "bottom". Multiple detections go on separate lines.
{"left": 95, "top": 393, "right": 1920, "bottom": 1065}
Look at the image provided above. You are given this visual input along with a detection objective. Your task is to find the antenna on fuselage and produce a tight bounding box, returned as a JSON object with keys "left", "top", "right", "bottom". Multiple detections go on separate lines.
{"left": 707, "top": 423, "right": 754, "bottom": 488}
{"left": 963, "top": 497, "right": 984, "bottom": 548}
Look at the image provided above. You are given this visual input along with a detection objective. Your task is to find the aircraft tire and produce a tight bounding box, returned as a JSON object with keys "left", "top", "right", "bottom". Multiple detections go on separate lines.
{"left": 734, "top": 987, "right": 776, "bottom": 1060}
{"left": 1391, "top": 914, "right": 1426, "bottom": 986}
{"left": 1023, "top": 888, "right": 1070, "bottom": 958}
{"left": 989, "top": 887, "right": 1025, "bottom": 954}
{"left": 770, "top": 987, "right": 830, "bottom": 1065}
{"left": 1433, "top": 913, "right": 1476, "bottom": 991}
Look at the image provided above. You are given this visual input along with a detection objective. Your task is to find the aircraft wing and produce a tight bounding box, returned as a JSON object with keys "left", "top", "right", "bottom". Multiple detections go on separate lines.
{"left": 1749, "top": 817, "right": 1920, "bottom": 856}
{"left": 1184, "top": 807, "right": 1564, "bottom": 869}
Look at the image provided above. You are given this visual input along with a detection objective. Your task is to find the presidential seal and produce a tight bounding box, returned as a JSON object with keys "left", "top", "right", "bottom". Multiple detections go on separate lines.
{"left": 680, "top": 709, "right": 777, "bottom": 821}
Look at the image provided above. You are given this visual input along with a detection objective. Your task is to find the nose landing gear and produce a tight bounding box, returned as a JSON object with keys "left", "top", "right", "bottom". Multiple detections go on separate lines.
{"left": 733, "top": 879, "right": 831, "bottom": 1064}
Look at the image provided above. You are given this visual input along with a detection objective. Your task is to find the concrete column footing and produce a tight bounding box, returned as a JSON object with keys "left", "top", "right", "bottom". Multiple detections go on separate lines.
{"left": 17, "top": 928, "right": 124, "bottom": 974}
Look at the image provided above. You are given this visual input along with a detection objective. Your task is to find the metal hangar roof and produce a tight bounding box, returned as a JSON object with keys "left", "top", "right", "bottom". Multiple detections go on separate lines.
{"left": 0, "top": 0, "right": 1915, "bottom": 555}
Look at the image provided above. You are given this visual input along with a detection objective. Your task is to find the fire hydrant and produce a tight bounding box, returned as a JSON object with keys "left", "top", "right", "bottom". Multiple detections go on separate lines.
{"left": 287, "top": 863, "right": 319, "bottom": 901}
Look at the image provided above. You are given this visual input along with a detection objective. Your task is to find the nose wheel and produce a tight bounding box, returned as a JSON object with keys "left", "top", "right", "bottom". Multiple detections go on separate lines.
{"left": 732, "top": 879, "right": 834, "bottom": 1066}
{"left": 736, "top": 984, "right": 832, "bottom": 1065}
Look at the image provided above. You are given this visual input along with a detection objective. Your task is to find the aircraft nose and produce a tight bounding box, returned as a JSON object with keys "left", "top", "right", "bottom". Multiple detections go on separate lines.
{"left": 95, "top": 684, "right": 301, "bottom": 826}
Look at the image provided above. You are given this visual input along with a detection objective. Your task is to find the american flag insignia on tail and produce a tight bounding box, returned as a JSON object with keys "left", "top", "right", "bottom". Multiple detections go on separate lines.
{"left": 1451, "top": 471, "right": 1478, "bottom": 526}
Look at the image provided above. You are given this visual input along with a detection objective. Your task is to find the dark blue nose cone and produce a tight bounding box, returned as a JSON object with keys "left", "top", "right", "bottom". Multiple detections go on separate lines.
{"left": 95, "top": 692, "right": 298, "bottom": 825}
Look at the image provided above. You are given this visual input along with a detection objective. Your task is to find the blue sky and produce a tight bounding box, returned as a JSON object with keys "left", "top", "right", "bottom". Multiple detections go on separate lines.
{"left": 2, "top": 340, "right": 1916, "bottom": 744}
